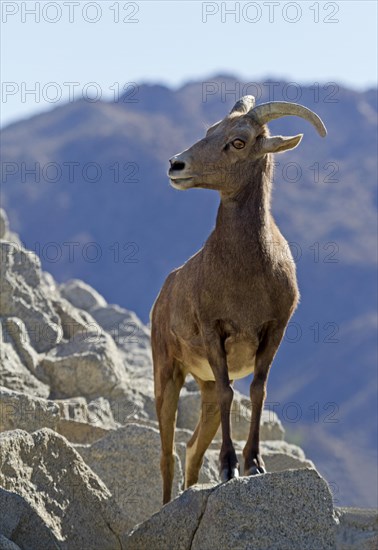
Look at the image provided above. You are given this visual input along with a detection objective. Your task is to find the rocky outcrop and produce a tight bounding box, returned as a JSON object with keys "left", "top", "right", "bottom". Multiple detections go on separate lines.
{"left": 128, "top": 469, "right": 337, "bottom": 550}
{"left": 59, "top": 278, "right": 108, "bottom": 311}
{"left": 0, "top": 488, "right": 58, "bottom": 550}
{"left": 75, "top": 423, "right": 182, "bottom": 529}
{"left": 0, "top": 319, "right": 50, "bottom": 398}
{"left": 60, "top": 278, "right": 152, "bottom": 371}
{"left": 2, "top": 317, "right": 39, "bottom": 374}
{"left": 0, "top": 209, "right": 21, "bottom": 247}
{"left": 0, "top": 208, "right": 8, "bottom": 239}
{"left": 0, "top": 387, "right": 120, "bottom": 444}
{"left": 0, "top": 429, "right": 125, "bottom": 550}
{"left": 39, "top": 330, "right": 127, "bottom": 400}
{"left": 0, "top": 242, "right": 61, "bottom": 353}
{"left": 55, "top": 395, "right": 119, "bottom": 444}
{"left": 0, "top": 387, "right": 60, "bottom": 433}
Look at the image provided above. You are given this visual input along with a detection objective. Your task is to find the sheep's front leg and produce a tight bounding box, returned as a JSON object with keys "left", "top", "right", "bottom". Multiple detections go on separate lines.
{"left": 243, "top": 326, "right": 285, "bottom": 476}
{"left": 204, "top": 332, "right": 239, "bottom": 482}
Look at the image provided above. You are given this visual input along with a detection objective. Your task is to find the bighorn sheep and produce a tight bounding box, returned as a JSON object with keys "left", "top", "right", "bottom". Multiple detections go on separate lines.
{"left": 151, "top": 96, "right": 327, "bottom": 504}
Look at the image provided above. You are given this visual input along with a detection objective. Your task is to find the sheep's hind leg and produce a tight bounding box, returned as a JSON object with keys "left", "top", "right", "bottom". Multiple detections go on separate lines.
{"left": 185, "top": 379, "right": 221, "bottom": 488}
{"left": 155, "top": 361, "right": 185, "bottom": 504}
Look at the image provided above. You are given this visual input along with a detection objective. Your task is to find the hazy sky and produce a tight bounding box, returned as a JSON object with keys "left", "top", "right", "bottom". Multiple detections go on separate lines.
{"left": 1, "top": 0, "right": 377, "bottom": 126}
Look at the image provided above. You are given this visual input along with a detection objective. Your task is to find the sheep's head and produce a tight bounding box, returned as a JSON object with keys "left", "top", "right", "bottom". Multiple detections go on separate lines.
{"left": 168, "top": 96, "right": 326, "bottom": 195}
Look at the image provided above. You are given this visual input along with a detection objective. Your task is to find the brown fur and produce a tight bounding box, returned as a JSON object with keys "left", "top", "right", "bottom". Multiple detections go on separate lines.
{"left": 151, "top": 99, "right": 315, "bottom": 504}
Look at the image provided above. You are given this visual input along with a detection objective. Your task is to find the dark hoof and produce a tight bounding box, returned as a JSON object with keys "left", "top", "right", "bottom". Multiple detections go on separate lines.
{"left": 245, "top": 465, "right": 266, "bottom": 476}
{"left": 220, "top": 466, "right": 239, "bottom": 483}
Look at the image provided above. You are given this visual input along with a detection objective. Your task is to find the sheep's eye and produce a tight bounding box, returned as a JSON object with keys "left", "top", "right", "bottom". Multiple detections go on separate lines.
{"left": 231, "top": 139, "right": 245, "bottom": 149}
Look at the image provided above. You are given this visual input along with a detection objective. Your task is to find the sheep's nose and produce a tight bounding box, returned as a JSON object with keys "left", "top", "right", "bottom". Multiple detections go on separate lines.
{"left": 169, "top": 158, "right": 186, "bottom": 171}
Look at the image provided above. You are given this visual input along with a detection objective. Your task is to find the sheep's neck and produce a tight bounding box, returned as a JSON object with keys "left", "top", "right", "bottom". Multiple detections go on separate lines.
{"left": 215, "top": 159, "right": 273, "bottom": 250}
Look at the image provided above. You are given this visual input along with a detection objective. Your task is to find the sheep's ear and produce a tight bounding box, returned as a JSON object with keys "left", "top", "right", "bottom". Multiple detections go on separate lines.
{"left": 260, "top": 134, "right": 303, "bottom": 154}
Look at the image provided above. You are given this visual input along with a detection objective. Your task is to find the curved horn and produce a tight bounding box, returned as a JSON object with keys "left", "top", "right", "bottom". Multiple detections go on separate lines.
{"left": 250, "top": 101, "right": 327, "bottom": 137}
{"left": 230, "top": 95, "right": 256, "bottom": 115}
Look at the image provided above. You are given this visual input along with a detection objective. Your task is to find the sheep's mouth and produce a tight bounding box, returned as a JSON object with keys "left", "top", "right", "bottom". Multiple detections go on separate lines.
{"left": 169, "top": 176, "right": 197, "bottom": 189}
{"left": 169, "top": 177, "right": 194, "bottom": 183}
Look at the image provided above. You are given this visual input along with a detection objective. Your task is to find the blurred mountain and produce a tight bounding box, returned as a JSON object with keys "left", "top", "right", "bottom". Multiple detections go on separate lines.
{"left": 1, "top": 76, "right": 377, "bottom": 507}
